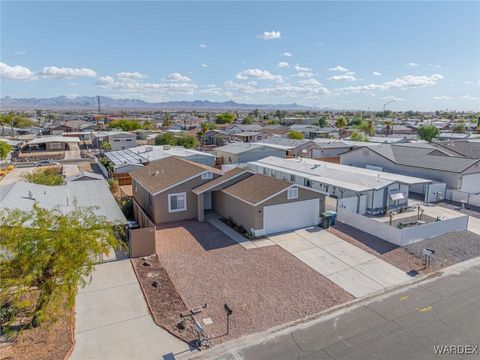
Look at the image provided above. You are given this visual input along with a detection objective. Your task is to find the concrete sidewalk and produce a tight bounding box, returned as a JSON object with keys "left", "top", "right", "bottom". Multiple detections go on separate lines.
{"left": 71, "top": 259, "right": 190, "bottom": 360}
{"left": 269, "top": 227, "right": 411, "bottom": 298}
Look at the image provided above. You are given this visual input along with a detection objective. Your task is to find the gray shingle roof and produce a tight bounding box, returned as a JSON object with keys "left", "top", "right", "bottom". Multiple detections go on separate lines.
{"left": 368, "top": 144, "right": 480, "bottom": 173}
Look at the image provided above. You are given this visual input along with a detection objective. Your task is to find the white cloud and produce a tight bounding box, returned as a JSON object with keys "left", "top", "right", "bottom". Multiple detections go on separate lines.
{"left": 201, "top": 64, "right": 208, "bottom": 68}
{"left": 433, "top": 96, "right": 452, "bottom": 100}
{"left": 405, "top": 62, "right": 420, "bottom": 67}
{"left": 40, "top": 66, "right": 96, "bottom": 78}
{"left": 199, "top": 44, "right": 207, "bottom": 48}
{"left": 277, "top": 61, "right": 289, "bottom": 68}
{"left": 0, "top": 62, "right": 36, "bottom": 80}
{"left": 460, "top": 95, "right": 479, "bottom": 101}
{"left": 294, "top": 64, "right": 311, "bottom": 72}
{"left": 372, "top": 71, "right": 382, "bottom": 76}
{"left": 283, "top": 52, "right": 292, "bottom": 57}
{"left": 329, "top": 65, "right": 348, "bottom": 72}
{"left": 327, "top": 74, "right": 356, "bottom": 81}
{"left": 236, "top": 68, "right": 283, "bottom": 82}
{"left": 339, "top": 74, "right": 444, "bottom": 93}
{"left": 257, "top": 31, "right": 281, "bottom": 40}
{"left": 165, "top": 72, "right": 192, "bottom": 82}
{"left": 381, "top": 96, "right": 405, "bottom": 102}
{"left": 116, "top": 72, "right": 147, "bottom": 80}
{"left": 96, "top": 75, "right": 115, "bottom": 87}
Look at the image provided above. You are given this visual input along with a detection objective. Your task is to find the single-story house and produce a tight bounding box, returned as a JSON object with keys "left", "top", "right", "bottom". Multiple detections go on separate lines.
{"left": 248, "top": 156, "right": 431, "bottom": 215}
{"left": 231, "top": 131, "right": 264, "bottom": 143}
{"left": 214, "top": 142, "right": 285, "bottom": 165}
{"left": 93, "top": 131, "right": 137, "bottom": 151}
{"left": 130, "top": 157, "right": 326, "bottom": 236}
{"left": 254, "top": 138, "right": 318, "bottom": 158}
{"left": 340, "top": 143, "right": 480, "bottom": 193}
{"left": 22, "top": 136, "right": 80, "bottom": 151}
{"left": 224, "top": 124, "right": 263, "bottom": 134}
{"left": 0, "top": 178, "right": 127, "bottom": 225}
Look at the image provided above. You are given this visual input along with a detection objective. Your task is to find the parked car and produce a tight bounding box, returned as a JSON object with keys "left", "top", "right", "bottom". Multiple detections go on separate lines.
{"left": 34, "top": 160, "right": 60, "bottom": 167}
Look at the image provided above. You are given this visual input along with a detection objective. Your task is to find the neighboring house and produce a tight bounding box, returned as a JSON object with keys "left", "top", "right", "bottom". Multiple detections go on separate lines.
{"left": 312, "top": 139, "right": 380, "bottom": 162}
{"left": 436, "top": 139, "right": 480, "bottom": 159}
{"left": 0, "top": 178, "right": 127, "bottom": 225}
{"left": 93, "top": 131, "right": 137, "bottom": 151}
{"left": 288, "top": 125, "right": 324, "bottom": 139}
{"left": 231, "top": 131, "right": 264, "bottom": 143}
{"left": 214, "top": 142, "right": 285, "bottom": 165}
{"left": 248, "top": 156, "right": 431, "bottom": 215}
{"left": 438, "top": 132, "right": 471, "bottom": 141}
{"left": 340, "top": 143, "right": 480, "bottom": 193}
{"left": 368, "top": 136, "right": 410, "bottom": 144}
{"left": 224, "top": 124, "right": 263, "bottom": 134}
{"left": 203, "top": 129, "right": 230, "bottom": 146}
{"left": 130, "top": 157, "right": 223, "bottom": 226}
{"left": 22, "top": 136, "right": 80, "bottom": 151}
{"left": 255, "top": 138, "right": 318, "bottom": 158}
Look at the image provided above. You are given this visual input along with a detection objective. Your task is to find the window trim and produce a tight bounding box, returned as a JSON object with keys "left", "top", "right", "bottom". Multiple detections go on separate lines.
{"left": 287, "top": 187, "right": 299, "bottom": 200}
{"left": 202, "top": 171, "right": 213, "bottom": 180}
{"left": 168, "top": 192, "right": 187, "bottom": 213}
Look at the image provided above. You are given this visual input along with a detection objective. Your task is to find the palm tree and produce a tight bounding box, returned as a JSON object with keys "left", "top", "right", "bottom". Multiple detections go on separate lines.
{"left": 335, "top": 117, "right": 347, "bottom": 139}
{"left": 384, "top": 120, "right": 393, "bottom": 136}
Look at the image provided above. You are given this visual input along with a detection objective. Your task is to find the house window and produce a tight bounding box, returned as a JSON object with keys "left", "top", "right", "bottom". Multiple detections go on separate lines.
{"left": 263, "top": 168, "right": 267, "bottom": 175}
{"left": 168, "top": 193, "right": 187, "bottom": 213}
{"left": 304, "top": 178, "right": 312, "bottom": 187}
{"left": 202, "top": 171, "right": 213, "bottom": 180}
{"left": 287, "top": 187, "right": 298, "bottom": 199}
{"left": 113, "top": 139, "right": 120, "bottom": 142}
{"left": 290, "top": 174, "right": 296, "bottom": 182}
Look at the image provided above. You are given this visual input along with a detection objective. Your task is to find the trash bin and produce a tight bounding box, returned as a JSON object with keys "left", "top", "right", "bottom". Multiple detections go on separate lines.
{"left": 320, "top": 212, "right": 331, "bottom": 229}
{"left": 326, "top": 211, "right": 337, "bottom": 226}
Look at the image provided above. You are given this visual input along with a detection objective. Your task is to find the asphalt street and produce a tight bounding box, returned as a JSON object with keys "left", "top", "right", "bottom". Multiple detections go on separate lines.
{"left": 195, "top": 262, "right": 480, "bottom": 360}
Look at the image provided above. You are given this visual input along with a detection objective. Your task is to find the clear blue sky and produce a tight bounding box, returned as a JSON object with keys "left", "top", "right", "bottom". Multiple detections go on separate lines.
{"left": 1, "top": 1, "right": 479, "bottom": 111}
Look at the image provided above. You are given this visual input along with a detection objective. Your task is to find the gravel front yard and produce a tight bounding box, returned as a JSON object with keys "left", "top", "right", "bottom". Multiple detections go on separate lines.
{"left": 404, "top": 230, "right": 480, "bottom": 270}
{"left": 328, "top": 222, "right": 426, "bottom": 274}
{"left": 155, "top": 221, "right": 353, "bottom": 345}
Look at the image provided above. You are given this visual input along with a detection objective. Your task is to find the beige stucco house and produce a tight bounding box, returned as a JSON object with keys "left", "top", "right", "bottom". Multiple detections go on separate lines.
{"left": 130, "top": 157, "right": 325, "bottom": 236}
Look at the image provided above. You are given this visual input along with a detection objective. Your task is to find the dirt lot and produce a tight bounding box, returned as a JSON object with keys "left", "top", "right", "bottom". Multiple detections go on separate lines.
{"left": 329, "top": 222, "right": 426, "bottom": 275}
{"left": 154, "top": 221, "right": 353, "bottom": 345}
{"left": 0, "top": 308, "right": 74, "bottom": 360}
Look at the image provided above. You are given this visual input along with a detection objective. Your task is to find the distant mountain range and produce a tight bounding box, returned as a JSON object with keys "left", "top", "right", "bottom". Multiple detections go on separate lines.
{"left": 0, "top": 96, "right": 320, "bottom": 111}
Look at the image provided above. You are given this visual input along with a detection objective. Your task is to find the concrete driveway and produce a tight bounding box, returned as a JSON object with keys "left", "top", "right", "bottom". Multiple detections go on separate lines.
{"left": 71, "top": 259, "right": 190, "bottom": 360}
{"left": 0, "top": 167, "right": 35, "bottom": 185}
{"left": 269, "top": 227, "right": 411, "bottom": 298}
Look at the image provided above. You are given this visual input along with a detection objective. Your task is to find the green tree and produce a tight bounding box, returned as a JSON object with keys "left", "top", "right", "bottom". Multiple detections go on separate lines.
{"left": 23, "top": 168, "right": 64, "bottom": 186}
{"left": 197, "top": 122, "right": 216, "bottom": 148}
{"left": 335, "top": 117, "right": 348, "bottom": 139}
{"left": 0, "top": 204, "right": 123, "bottom": 328}
{"left": 350, "top": 131, "right": 369, "bottom": 142}
{"left": 154, "top": 132, "right": 177, "bottom": 146}
{"left": 100, "top": 140, "right": 112, "bottom": 151}
{"left": 384, "top": 120, "right": 393, "bottom": 135}
{"left": 359, "top": 120, "right": 376, "bottom": 136}
{"left": 452, "top": 121, "right": 466, "bottom": 133}
{"left": 287, "top": 130, "right": 304, "bottom": 140}
{"left": 108, "top": 119, "right": 142, "bottom": 131}
{"left": 418, "top": 125, "right": 440, "bottom": 142}
{"left": 176, "top": 134, "right": 199, "bottom": 149}
{"left": 143, "top": 120, "right": 154, "bottom": 130}
{"left": 318, "top": 115, "right": 328, "bottom": 128}
{"left": 266, "top": 119, "right": 278, "bottom": 125}
{"left": 0, "top": 141, "right": 12, "bottom": 161}
{"left": 241, "top": 116, "right": 254, "bottom": 125}
{"left": 162, "top": 114, "right": 172, "bottom": 129}
{"left": 215, "top": 113, "right": 235, "bottom": 124}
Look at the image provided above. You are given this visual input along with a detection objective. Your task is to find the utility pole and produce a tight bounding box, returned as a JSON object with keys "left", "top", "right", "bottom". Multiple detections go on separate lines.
{"left": 382, "top": 100, "right": 395, "bottom": 136}
{"left": 97, "top": 95, "right": 101, "bottom": 114}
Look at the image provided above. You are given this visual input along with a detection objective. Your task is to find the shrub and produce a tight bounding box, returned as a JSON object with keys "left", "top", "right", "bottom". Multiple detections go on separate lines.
{"left": 24, "top": 167, "right": 64, "bottom": 186}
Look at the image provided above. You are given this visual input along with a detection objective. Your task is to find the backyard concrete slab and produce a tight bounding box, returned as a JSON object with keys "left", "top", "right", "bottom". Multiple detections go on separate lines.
{"left": 327, "top": 268, "right": 385, "bottom": 298}
{"left": 71, "top": 260, "right": 189, "bottom": 360}
{"left": 355, "top": 258, "right": 411, "bottom": 288}
{"left": 468, "top": 216, "right": 480, "bottom": 235}
{"left": 295, "top": 247, "right": 351, "bottom": 275}
{"left": 321, "top": 241, "right": 377, "bottom": 266}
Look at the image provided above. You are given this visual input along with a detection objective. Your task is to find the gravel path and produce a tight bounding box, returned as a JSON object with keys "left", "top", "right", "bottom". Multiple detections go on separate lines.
{"left": 404, "top": 230, "right": 480, "bottom": 270}
{"left": 155, "top": 221, "right": 353, "bottom": 345}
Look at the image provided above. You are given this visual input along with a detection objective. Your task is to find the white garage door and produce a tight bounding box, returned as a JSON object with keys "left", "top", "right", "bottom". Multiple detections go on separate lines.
{"left": 263, "top": 199, "right": 320, "bottom": 235}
